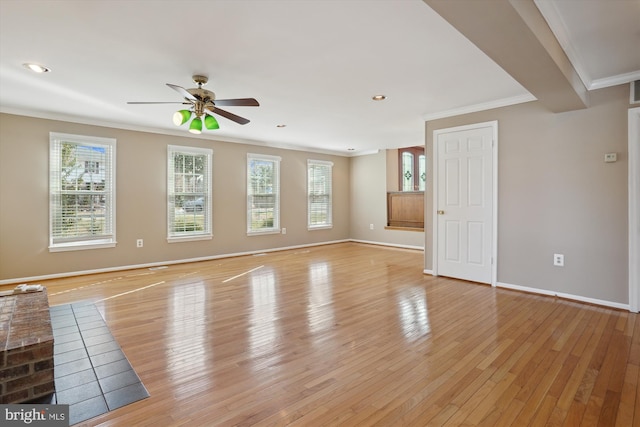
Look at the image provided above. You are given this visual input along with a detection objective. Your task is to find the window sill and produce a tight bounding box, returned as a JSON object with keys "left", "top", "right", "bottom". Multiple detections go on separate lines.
{"left": 49, "top": 240, "right": 117, "bottom": 252}
{"left": 247, "top": 229, "right": 281, "bottom": 236}
{"left": 384, "top": 226, "right": 424, "bottom": 232}
{"left": 308, "top": 225, "right": 333, "bottom": 231}
{"left": 168, "top": 234, "right": 212, "bottom": 243}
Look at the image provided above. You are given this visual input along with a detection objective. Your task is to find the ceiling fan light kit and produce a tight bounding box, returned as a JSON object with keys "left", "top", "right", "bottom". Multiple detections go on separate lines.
{"left": 128, "top": 74, "right": 259, "bottom": 133}
{"left": 173, "top": 109, "right": 192, "bottom": 126}
{"left": 204, "top": 114, "right": 219, "bottom": 130}
{"left": 189, "top": 117, "right": 203, "bottom": 134}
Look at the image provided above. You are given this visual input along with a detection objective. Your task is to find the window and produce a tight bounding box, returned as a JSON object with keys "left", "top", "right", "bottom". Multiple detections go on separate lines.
{"left": 168, "top": 145, "right": 212, "bottom": 242}
{"left": 247, "top": 153, "right": 280, "bottom": 234}
{"left": 307, "top": 159, "right": 333, "bottom": 229}
{"left": 49, "top": 133, "right": 116, "bottom": 251}
{"left": 399, "top": 146, "right": 426, "bottom": 191}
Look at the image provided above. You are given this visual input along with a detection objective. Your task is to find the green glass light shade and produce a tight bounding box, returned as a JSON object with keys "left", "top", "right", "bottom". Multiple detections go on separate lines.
{"left": 189, "top": 117, "right": 202, "bottom": 134}
{"left": 204, "top": 114, "right": 219, "bottom": 130}
{"left": 173, "top": 110, "right": 192, "bottom": 126}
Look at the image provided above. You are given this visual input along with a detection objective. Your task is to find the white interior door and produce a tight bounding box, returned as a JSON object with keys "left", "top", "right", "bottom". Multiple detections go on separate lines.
{"left": 434, "top": 122, "right": 496, "bottom": 284}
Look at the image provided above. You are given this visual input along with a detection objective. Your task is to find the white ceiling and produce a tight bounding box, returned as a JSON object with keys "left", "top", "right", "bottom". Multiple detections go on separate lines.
{"left": 1, "top": 0, "right": 638, "bottom": 156}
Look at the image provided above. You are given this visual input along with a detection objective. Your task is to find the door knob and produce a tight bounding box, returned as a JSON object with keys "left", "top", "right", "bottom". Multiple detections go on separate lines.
{"left": 437, "top": 210, "right": 445, "bottom": 215}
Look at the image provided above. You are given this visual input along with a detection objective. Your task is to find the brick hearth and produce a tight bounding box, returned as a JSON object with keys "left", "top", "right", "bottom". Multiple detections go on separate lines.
{"left": 0, "top": 289, "right": 55, "bottom": 403}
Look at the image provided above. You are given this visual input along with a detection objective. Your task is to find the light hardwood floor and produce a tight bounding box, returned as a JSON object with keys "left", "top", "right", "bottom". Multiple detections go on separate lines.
{"left": 8, "top": 243, "right": 639, "bottom": 426}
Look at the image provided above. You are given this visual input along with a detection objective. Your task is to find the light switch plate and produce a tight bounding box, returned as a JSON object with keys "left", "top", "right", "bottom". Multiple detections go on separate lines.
{"left": 604, "top": 153, "right": 617, "bottom": 163}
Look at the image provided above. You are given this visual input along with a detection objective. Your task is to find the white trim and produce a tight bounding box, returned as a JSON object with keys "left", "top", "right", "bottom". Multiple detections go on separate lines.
{"left": 422, "top": 94, "right": 535, "bottom": 122}
{"left": 246, "top": 230, "right": 281, "bottom": 237}
{"left": 497, "top": 282, "right": 630, "bottom": 311}
{"left": 247, "top": 152, "right": 282, "bottom": 162}
{"left": 533, "top": 0, "right": 592, "bottom": 90}
{"left": 308, "top": 225, "right": 333, "bottom": 231}
{"left": 591, "top": 71, "right": 640, "bottom": 91}
{"left": 629, "top": 107, "right": 640, "bottom": 312}
{"left": 1, "top": 107, "right": 353, "bottom": 158}
{"left": 49, "top": 241, "right": 117, "bottom": 252}
{"left": 49, "top": 132, "right": 117, "bottom": 251}
{"left": 534, "top": 0, "right": 640, "bottom": 91}
{"left": 423, "top": 269, "right": 434, "bottom": 275}
{"left": 167, "top": 145, "right": 213, "bottom": 241}
{"left": 307, "top": 159, "right": 334, "bottom": 167}
{"left": 631, "top": 80, "right": 640, "bottom": 105}
{"left": 246, "top": 153, "right": 281, "bottom": 235}
{"left": 307, "top": 159, "right": 333, "bottom": 230}
{"left": 0, "top": 239, "right": 350, "bottom": 286}
{"left": 348, "top": 239, "right": 424, "bottom": 251}
{"left": 497, "top": 281, "right": 556, "bottom": 297}
{"left": 431, "top": 121, "right": 499, "bottom": 287}
{"left": 167, "top": 235, "right": 213, "bottom": 243}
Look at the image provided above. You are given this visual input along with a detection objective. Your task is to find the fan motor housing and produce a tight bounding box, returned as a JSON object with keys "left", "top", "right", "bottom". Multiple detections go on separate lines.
{"left": 188, "top": 88, "right": 216, "bottom": 102}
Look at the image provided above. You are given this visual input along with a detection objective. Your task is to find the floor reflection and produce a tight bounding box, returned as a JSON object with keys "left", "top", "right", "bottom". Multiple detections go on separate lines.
{"left": 166, "top": 282, "right": 208, "bottom": 396}
{"left": 248, "top": 267, "right": 281, "bottom": 365}
{"left": 396, "top": 287, "right": 430, "bottom": 341}
{"left": 307, "top": 262, "right": 334, "bottom": 334}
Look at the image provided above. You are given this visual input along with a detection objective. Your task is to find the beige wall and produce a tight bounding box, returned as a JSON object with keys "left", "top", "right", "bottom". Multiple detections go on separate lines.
{"left": 386, "top": 148, "right": 399, "bottom": 192}
{"left": 2, "top": 83, "right": 630, "bottom": 306}
{"left": 425, "top": 85, "right": 630, "bottom": 304}
{"left": 349, "top": 150, "right": 425, "bottom": 249}
{"left": 0, "top": 114, "right": 350, "bottom": 281}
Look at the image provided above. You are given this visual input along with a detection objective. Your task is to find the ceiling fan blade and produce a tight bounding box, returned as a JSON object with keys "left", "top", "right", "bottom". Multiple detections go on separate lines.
{"left": 167, "top": 83, "right": 198, "bottom": 102}
{"left": 127, "top": 101, "right": 190, "bottom": 104}
{"left": 205, "top": 107, "right": 250, "bottom": 125}
{"left": 213, "top": 98, "right": 260, "bottom": 107}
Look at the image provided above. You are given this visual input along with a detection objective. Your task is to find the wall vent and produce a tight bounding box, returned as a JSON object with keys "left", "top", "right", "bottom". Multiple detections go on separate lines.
{"left": 632, "top": 80, "right": 640, "bottom": 105}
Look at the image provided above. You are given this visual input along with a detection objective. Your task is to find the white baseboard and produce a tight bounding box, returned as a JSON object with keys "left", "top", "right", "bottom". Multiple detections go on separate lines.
{"left": 349, "top": 239, "right": 424, "bottom": 251}
{"left": 496, "top": 281, "right": 630, "bottom": 311}
{"left": 0, "top": 239, "right": 351, "bottom": 286}
{"left": 423, "top": 269, "right": 434, "bottom": 275}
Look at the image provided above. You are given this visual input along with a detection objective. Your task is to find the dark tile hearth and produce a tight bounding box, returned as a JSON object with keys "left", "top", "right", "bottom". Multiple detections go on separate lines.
{"left": 43, "top": 303, "right": 149, "bottom": 425}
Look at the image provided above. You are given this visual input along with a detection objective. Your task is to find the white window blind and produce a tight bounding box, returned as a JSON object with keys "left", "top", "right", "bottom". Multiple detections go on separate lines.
{"left": 247, "top": 153, "right": 280, "bottom": 235}
{"left": 307, "top": 159, "right": 333, "bottom": 229}
{"left": 49, "top": 133, "right": 116, "bottom": 251}
{"left": 168, "top": 145, "right": 212, "bottom": 242}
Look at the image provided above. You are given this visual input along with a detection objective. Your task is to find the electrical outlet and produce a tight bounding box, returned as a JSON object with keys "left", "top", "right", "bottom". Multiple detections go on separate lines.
{"left": 553, "top": 253, "right": 564, "bottom": 267}
{"left": 604, "top": 153, "right": 617, "bottom": 163}
{"left": 136, "top": 239, "right": 143, "bottom": 248}
{"left": 281, "top": 227, "right": 287, "bottom": 234}
{"left": 369, "top": 223, "right": 374, "bottom": 230}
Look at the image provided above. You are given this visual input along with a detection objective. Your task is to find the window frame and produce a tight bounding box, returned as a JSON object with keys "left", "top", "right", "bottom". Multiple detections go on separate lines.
{"left": 398, "top": 146, "right": 426, "bottom": 192}
{"left": 247, "top": 153, "right": 281, "bottom": 235}
{"left": 167, "top": 145, "right": 213, "bottom": 243}
{"left": 49, "top": 132, "right": 116, "bottom": 252}
{"left": 307, "top": 159, "right": 333, "bottom": 230}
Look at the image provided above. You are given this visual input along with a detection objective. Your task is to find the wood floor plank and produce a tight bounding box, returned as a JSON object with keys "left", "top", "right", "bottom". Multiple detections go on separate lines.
{"left": 3, "top": 242, "right": 637, "bottom": 426}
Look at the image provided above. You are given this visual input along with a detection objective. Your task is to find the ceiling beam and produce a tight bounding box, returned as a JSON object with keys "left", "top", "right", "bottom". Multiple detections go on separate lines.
{"left": 424, "top": 0, "right": 589, "bottom": 112}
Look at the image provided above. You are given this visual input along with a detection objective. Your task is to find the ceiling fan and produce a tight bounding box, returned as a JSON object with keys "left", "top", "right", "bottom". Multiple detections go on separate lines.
{"left": 127, "top": 75, "right": 259, "bottom": 134}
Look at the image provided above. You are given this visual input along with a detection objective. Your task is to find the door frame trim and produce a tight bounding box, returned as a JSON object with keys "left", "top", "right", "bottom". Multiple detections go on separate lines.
{"left": 432, "top": 120, "right": 498, "bottom": 286}
{"left": 629, "top": 107, "right": 640, "bottom": 312}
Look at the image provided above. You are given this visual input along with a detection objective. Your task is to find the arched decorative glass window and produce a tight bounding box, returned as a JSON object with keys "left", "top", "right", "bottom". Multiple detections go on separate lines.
{"left": 402, "top": 152, "right": 414, "bottom": 191}
{"left": 398, "top": 146, "right": 425, "bottom": 191}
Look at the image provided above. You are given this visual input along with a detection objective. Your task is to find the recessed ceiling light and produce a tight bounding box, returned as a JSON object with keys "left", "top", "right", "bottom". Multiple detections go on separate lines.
{"left": 276, "top": 124, "right": 286, "bottom": 128}
{"left": 23, "top": 63, "right": 51, "bottom": 73}
{"left": 347, "top": 148, "right": 355, "bottom": 151}
{"left": 372, "top": 95, "right": 386, "bottom": 101}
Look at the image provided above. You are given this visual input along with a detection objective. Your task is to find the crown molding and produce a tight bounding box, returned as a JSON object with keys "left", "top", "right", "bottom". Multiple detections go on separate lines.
{"left": 590, "top": 70, "right": 640, "bottom": 91}
{"left": 422, "top": 93, "right": 536, "bottom": 122}
{"left": 534, "top": 0, "right": 593, "bottom": 90}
